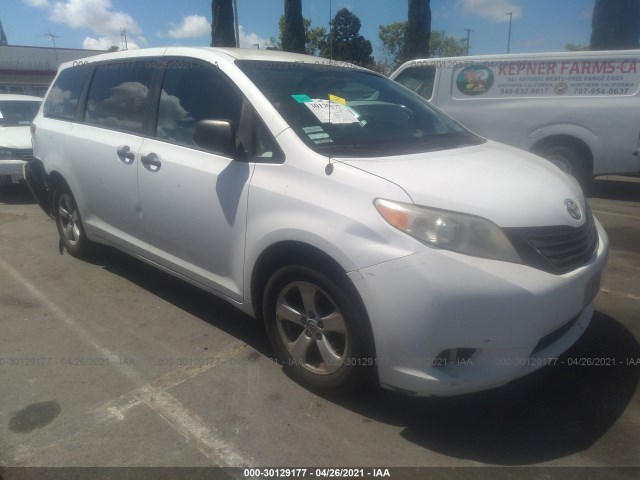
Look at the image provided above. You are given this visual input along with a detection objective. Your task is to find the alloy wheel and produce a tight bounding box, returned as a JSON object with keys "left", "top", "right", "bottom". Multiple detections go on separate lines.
{"left": 275, "top": 281, "right": 349, "bottom": 375}
{"left": 58, "top": 193, "right": 82, "bottom": 246}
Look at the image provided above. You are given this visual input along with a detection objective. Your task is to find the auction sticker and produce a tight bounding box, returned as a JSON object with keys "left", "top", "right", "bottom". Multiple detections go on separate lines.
{"left": 304, "top": 99, "right": 359, "bottom": 124}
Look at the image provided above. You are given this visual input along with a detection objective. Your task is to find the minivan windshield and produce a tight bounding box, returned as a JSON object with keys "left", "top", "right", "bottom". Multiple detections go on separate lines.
{"left": 0, "top": 100, "right": 41, "bottom": 127}
{"left": 237, "top": 61, "right": 484, "bottom": 157}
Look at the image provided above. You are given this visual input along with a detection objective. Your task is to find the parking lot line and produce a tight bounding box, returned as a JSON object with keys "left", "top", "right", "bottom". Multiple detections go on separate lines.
{"left": 96, "top": 341, "right": 247, "bottom": 422}
{"left": 592, "top": 209, "right": 640, "bottom": 221}
{"left": 600, "top": 288, "right": 640, "bottom": 302}
{"left": 0, "top": 255, "right": 253, "bottom": 467}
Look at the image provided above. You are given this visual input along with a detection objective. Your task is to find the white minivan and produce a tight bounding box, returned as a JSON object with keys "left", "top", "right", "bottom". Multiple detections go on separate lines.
{"left": 391, "top": 50, "right": 640, "bottom": 188}
{"left": 26, "top": 47, "right": 608, "bottom": 396}
{"left": 0, "top": 94, "right": 42, "bottom": 184}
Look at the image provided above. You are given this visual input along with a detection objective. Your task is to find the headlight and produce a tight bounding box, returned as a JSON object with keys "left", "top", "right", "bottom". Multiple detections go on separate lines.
{"left": 374, "top": 198, "right": 521, "bottom": 263}
{"left": 0, "top": 149, "right": 13, "bottom": 160}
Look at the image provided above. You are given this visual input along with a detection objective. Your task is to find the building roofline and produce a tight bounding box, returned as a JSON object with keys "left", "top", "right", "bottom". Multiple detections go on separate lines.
{"left": 0, "top": 44, "right": 105, "bottom": 53}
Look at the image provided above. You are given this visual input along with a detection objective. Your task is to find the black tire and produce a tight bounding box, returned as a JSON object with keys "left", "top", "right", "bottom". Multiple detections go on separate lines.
{"left": 537, "top": 144, "right": 592, "bottom": 192}
{"left": 263, "top": 265, "right": 374, "bottom": 393}
{"left": 53, "top": 187, "right": 91, "bottom": 257}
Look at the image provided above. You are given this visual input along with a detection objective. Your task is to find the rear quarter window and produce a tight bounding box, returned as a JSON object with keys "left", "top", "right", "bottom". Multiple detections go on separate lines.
{"left": 43, "top": 65, "right": 91, "bottom": 120}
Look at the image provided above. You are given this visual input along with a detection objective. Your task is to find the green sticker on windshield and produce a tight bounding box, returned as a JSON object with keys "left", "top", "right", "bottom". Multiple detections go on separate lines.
{"left": 291, "top": 94, "right": 312, "bottom": 103}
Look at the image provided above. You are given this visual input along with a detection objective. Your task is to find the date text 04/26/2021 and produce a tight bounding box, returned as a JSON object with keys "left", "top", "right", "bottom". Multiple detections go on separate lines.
{"left": 243, "top": 469, "right": 391, "bottom": 478}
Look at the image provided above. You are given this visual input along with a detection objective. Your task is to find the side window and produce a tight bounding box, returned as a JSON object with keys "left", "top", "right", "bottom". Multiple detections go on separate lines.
{"left": 156, "top": 60, "right": 243, "bottom": 148}
{"left": 85, "top": 62, "right": 154, "bottom": 134}
{"left": 43, "top": 66, "right": 91, "bottom": 120}
{"left": 394, "top": 66, "right": 436, "bottom": 100}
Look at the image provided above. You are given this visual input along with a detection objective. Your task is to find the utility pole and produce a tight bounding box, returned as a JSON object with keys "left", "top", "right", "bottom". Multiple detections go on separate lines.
{"left": 464, "top": 28, "right": 474, "bottom": 55}
{"left": 506, "top": 12, "right": 512, "bottom": 53}
{"left": 43, "top": 31, "right": 60, "bottom": 60}
{"left": 120, "top": 28, "right": 128, "bottom": 50}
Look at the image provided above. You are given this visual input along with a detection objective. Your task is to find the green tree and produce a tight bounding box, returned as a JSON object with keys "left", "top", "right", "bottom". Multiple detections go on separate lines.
{"left": 321, "top": 8, "right": 373, "bottom": 65}
{"left": 0, "top": 19, "right": 7, "bottom": 46}
{"left": 211, "top": 0, "right": 236, "bottom": 47}
{"left": 429, "top": 31, "right": 466, "bottom": 58}
{"left": 282, "top": 0, "right": 306, "bottom": 53}
{"left": 306, "top": 25, "right": 328, "bottom": 56}
{"left": 404, "top": 0, "right": 431, "bottom": 61}
{"left": 380, "top": 22, "right": 465, "bottom": 70}
{"left": 590, "top": 0, "right": 640, "bottom": 50}
{"left": 379, "top": 21, "right": 406, "bottom": 70}
{"left": 267, "top": 16, "right": 327, "bottom": 55}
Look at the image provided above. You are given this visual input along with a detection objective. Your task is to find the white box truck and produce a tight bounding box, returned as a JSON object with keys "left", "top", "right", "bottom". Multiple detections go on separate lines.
{"left": 391, "top": 50, "right": 640, "bottom": 188}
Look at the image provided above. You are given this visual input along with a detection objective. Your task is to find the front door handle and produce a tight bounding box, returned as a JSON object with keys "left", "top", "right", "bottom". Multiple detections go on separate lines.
{"left": 116, "top": 145, "right": 135, "bottom": 164}
{"left": 141, "top": 152, "right": 161, "bottom": 172}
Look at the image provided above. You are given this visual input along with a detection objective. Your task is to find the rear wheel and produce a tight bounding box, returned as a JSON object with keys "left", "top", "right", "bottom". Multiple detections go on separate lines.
{"left": 263, "top": 266, "right": 374, "bottom": 393}
{"left": 54, "top": 188, "right": 91, "bottom": 257}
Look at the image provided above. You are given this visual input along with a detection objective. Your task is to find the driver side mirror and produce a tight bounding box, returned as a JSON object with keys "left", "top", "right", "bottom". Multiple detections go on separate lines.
{"left": 192, "top": 119, "right": 236, "bottom": 158}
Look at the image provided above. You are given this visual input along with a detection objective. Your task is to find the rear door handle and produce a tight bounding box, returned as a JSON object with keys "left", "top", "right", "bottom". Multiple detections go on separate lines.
{"left": 116, "top": 145, "right": 135, "bottom": 164}
{"left": 141, "top": 152, "right": 161, "bottom": 172}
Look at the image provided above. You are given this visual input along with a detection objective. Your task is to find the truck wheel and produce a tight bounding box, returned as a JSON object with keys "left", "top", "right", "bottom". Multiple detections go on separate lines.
{"left": 537, "top": 145, "right": 592, "bottom": 192}
{"left": 53, "top": 187, "right": 91, "bottom": 257}
{"left": 263, "top": 265, "right": 374, "bottom": 393}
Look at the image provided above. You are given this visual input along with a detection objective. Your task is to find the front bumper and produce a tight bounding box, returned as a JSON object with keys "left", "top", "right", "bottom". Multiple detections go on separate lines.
{"left": 0, "top": 159, "right": 27, "bottom": 181}
{"left": 349, "top": 217, "right": 609, "bottom": 396}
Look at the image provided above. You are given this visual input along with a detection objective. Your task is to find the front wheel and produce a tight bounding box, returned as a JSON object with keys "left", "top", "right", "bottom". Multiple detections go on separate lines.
{"left": 54, "top": 188, "right": 91, "bottom": 257}
{"left": 263, "top": 266, "right": 374, "bottom": 393}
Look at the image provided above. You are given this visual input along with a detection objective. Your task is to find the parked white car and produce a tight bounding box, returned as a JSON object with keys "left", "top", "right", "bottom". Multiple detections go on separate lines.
{"left": 26, "top": 48, "right": 608, "bottom": 396}
{"left": 391, "top": 50, "right": 640, "bottom": 189}
{"left": 0, "top": 94, "right": 42, "bottom": 185}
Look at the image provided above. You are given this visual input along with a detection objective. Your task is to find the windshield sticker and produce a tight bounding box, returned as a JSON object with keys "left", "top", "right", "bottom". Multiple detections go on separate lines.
{"left": 302, "top": 126, "right": 324, "bottom": 133}
{"left": 302, "top": 126, "right": 333, "bottom": 144}
{"left": 328, "top": 94, "right": 346, "bottom": 105}
{"left": 308, "top": 132, "right": 330, "bottom": 140}
{"left": 304, "top": 99, "right": 359, "bottom": 124}
{"left": 291, "top": 94, "right": 312, "bottom": 103}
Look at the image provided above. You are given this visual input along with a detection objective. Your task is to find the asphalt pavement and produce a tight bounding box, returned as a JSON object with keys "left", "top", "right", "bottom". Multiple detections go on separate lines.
{"left": 0, "top": 177, "right": 638, "bottom": 475}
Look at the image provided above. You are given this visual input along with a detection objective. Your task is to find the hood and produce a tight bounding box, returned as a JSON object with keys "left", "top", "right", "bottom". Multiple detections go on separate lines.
{"left": 0, "top": 126, "right": 32, "bottom": 150}
{"left": 337, "top": 141, "right": 586, "bottom": 228}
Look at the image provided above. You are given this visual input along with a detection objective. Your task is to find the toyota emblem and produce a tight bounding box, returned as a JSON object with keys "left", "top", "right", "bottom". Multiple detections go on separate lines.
{"left": 564, "top": 199, "right": 582, "bottom": 220}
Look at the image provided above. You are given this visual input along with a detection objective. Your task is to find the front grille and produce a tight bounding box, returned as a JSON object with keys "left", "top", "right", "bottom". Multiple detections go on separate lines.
{"left": 505, "top": 208, "right": 599, "bottom": 274}
{"left": 13, "top": 149, "right": 35, "bottom": 161}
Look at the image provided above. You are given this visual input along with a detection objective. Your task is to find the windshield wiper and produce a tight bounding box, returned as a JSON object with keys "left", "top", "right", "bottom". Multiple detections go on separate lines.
{"left": 412, "top": 133, "right": 484, "bottom": 151}
{"left": 313, "top": 144, "right": 385, "bottom": 156}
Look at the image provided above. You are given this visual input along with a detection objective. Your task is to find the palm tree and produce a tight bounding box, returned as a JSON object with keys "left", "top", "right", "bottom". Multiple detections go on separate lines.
{"left": 211, "top": 0, "right": 236, "bottom": 47}
{"left": 282, "top": 0, "right": 306, "bottom": 53}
